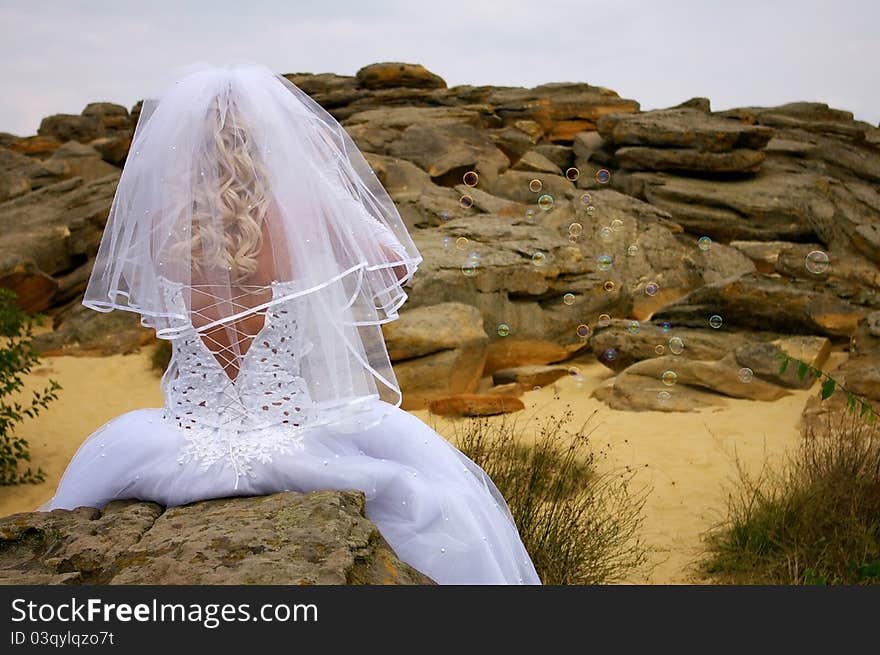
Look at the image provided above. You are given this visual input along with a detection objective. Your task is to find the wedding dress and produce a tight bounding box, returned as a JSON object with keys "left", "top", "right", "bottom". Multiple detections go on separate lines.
{"left": 40, "top": 61, "right": 541, "bottom": 585}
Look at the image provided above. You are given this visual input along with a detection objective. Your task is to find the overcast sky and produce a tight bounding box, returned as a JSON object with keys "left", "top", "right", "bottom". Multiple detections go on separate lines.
{"left": 1, "top": 0, "right": 877, "bottom": 136}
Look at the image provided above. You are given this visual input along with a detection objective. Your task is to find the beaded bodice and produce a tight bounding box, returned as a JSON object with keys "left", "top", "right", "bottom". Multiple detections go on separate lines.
{"left": 157, "top": 277, "right": 318, "bottom": 484}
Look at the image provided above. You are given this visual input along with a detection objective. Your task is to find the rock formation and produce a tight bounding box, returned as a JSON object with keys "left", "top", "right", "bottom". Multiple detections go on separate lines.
{"left": 0, "top": 490, "right": 434, "bottom": 585}
{"left": 1, "top": 61, "right": 878, "bottom": 415}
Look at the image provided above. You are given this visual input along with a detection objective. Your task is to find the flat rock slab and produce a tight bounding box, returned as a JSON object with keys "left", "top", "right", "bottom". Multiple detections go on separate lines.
{"left": 0, "top": 491, "right": 434, "bottom": 585}
{"left": 428, "top": 393, "right": 525, "bottom": 416}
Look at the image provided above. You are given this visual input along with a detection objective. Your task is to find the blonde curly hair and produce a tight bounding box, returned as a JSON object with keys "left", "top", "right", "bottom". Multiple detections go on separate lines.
{"left": 169, "top": 95, "right": 270, "bottom": 283}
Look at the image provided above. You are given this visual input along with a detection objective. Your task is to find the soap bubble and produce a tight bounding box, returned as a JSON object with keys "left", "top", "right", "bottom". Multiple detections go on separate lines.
{"left": 459, "top": 194, "right": 474, "bottom": 209}
{"left": 461, "top": 263, "right": 477, "bottom": 277}
{"left": 463, "top": 171, "right": 479, "bottom": 187}
{"left": 660, "top": 321, "right": 672, "bottom": 333}
{"left": 599, "top": 226, "right": 614, "bottom": 243}
{"left": 497, "top": 323, "right": 510, "bottom": 337}
{"left": 455, "top": 237, "right": 469, "bottom": 250}
{"left": 805, "top": 250, "right": 830, "bottom": 274}
{"left": 626, "top": 320, "right": 640, "bottom": 334}
{"left": 709, "top": 314, "right": 723, "bottom": 329}
{"left": 526, "top": 208, "right": 536, "bottom": 221}
{"left": 440, "top": 210, "right": 451, "bottom": 221}
{"left": 597, "top": 254, "right": 613, "bottom": 271}
{"left": 597, "top": 313, "right": 611, "bottom": 328}
{"left": 602, "top": 348, "right": 618, "bottom": 362}
{"left": 580, "top": 192, "right": 592, "bottom": 206}
{"left": 655, "top": 344, "right": 666, "bottom": 355}
{"left": 596, "top": 169, "right": 611, "bottom": 184}
{"left": 576, "top": 323, "right": 591, "bottom": 338}
{"left": 529, "top": 179, "right": 543, "bottom": 192}
{"left": 531, "top": 251, "right": 547, "bottom": 266}
{"left": 569, "top": 222, "right": 584, "bottom": 236}
{"left": 604, "top": 280, "right": 615, "bottom": 292}
{"left": 661, "top": 370, "right": 678, "bottom": 386}
{"left": 645, "top": 282, "right": 659, "bottom": 296}
{"left": 697, "top": 236, "right": 712, "bottom": 251}
{"left": 627, "top": 244, "right": 639, "bottom": 257}
{"left": 565, "top": 167, "right": 580, "bottom": 181}
{"left": 563, "top": 293, "right": 576, "bottom": 305}
{"left": 657, "top": 390, "right": 672, "bottom": 404}
{"left": 737, "top": 367, "right": 754, "bottom": 383}
{"left": 610, "top": 218, "right": 624, "bottom": 232}
{"left": 668, "top": 336, "right": 685, "bottom": 354}
{"left": 537, "top": 194, "right": 554, "bottom": 211}
{"left": 568, "top": 366, "right": 581, "bottom": 377}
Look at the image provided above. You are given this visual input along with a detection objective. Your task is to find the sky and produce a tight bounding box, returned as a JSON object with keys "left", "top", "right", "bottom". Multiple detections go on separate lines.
{"left": 1, "top": 0, "right": 878, "bottom": 136}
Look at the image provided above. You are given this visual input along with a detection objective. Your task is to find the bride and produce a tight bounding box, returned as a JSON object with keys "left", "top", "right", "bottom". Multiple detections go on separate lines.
{"left": 40, "top": 61, "right": 541, "bottom": 585}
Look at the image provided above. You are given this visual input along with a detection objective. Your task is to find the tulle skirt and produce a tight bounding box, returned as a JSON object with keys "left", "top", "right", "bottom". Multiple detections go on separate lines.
{"left": 40, "top": 399, "right": 541, "bottom": 585}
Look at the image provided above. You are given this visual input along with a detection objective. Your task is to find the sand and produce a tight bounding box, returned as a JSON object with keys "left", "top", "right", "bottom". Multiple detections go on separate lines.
{"left": 1, "top": 343, "right": 835, "bottom": 584}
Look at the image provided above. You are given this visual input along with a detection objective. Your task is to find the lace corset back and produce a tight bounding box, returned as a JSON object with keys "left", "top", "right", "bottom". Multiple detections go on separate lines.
{"left": 158, "top": 277, "right": 318, "bottom": 483}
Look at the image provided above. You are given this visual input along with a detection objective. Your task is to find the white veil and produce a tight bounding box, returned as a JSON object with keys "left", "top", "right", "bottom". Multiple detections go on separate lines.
{"left": 83, "top": 61, "right": 422, "bottom": 430}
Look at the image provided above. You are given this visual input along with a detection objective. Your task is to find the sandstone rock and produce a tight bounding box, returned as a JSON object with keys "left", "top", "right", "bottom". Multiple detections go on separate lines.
{"left": 355, "top": 62, "right": 446, "bottom": 90}
{"left": 492, "top": 363, "right": 572, "bottom": 387}
{"left": 597, "top": 108, "right": 774, "bottom": 152}
{"left": 534, "top": 143, "right": 575, "bottom": 170}
{"left": 387, "top": 122, "right": 510, "bottom": 185}
{"left": 511, "top": 149, "right": 562, "bottom": 174}
{"left": 488, "top": 82, "right": 640, "bottom": 142}
{"left": 615, "top": 146, "right": 765, "bottom": 174}
{"left": 89, "top": 134, "right": 132, "bottom": 166}
{"left": 589, "top": 319, "right": 755, "bottom": 372}
{"left": 0, "top": 491, "right": 433, "bottom": 585}
{"left": 653, "top": 272, "right": 866, "bottom": 338}
{"left": 382, "top": 302, "right": 489, "bottom": 410}
{"left": 48, "top": 141, "right": 119, "bottom": 182}
{"left": 592, "top": 371, "right": 727, "bottom": 412}
{"left": 7, "top": 135, "right": 63, "bottom": 157}
{"left": 851, "top": 311, "right": 880, "bottom": 356}
{"left": 732, "top": 337, "right": 829, "bottom": 390}
{"left": 428, "top": 393, "right": 525, "bottom": 416}
{"left": 38, "top": 113, "right": 102, "bottom": 143}
{"left": 624, "top": 354, "right": 790, "bottom": 401}
{"left": 404, "top": 189, "right": 754, "bottom": 375}
{"left": 0, "top": 174, "right": 119, "bottom": 310}
{"left": 33, "top": 299, "right": 155, "bottom": 356}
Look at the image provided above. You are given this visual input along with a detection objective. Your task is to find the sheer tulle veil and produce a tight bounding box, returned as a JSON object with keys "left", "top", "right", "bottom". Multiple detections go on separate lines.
{"left": 83, "top": 60, "right": 423, "bottom": 433}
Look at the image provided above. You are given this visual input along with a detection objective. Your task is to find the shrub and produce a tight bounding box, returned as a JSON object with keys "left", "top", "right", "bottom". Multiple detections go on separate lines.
{"left": 0, "top": 288, "right": 61, "bottom": 485}
{"left": 703, "top": 411, "right": 880, "bottom": 584}
{"left": 447, "top": 394, "right": 649, "bottom": 584}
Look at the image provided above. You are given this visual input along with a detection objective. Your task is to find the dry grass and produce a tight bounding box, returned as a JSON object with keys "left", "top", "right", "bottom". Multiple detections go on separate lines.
{"left": 703, "top": 411, "right": 880, "bottom": 584}
{"left": 448, "top": 393, "right": 649, "bottom": 585}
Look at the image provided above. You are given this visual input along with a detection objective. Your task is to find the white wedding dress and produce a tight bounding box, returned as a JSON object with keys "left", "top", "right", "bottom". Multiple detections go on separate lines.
{"left": 41, "top": 275, "right": 541, "bottom": 585}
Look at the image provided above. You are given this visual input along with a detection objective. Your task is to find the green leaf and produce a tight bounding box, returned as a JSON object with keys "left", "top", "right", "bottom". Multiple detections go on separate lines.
{"left": 820, "top": 377, "right": 836, "bottom": 400}
{"left": 778, "top": 356, "right": 790, "bottom": 375}
{"left": 847, "top": 393, "right": 857, "bottom": 412}
{"left": 796, "top": 361, "right": 809, "bottom": 381}
{"left": 861, "top": 402, "right": 871, "bottom": 418}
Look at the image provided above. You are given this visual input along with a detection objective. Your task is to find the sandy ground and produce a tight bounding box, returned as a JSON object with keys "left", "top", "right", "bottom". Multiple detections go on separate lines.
{"left": 1, "top": 342, "right": 835, "bottom": 584}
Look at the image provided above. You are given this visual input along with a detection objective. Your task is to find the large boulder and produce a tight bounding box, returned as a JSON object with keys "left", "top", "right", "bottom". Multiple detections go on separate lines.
{"left": 0, "top": 491, "right": 434, "bottom": 585}
{"left": 355, "top": 62, "right": 447, "bottom": 90}
{"left": 382, "top": 302, "right": 490, "bottom": 410}
{"left": 0, "top": 173, "right": 118, "bottom": 312}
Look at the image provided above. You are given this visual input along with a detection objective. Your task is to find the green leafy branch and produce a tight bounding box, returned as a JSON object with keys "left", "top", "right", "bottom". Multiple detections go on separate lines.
{"left": 777, "top": 352, "right": 879, "bottom": 426}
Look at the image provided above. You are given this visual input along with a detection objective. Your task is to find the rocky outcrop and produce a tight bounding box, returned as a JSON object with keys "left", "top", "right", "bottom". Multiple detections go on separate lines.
{"left": 381, "top": 302, "right": 489, "bottom": 410}
{"left": 2, "top": 61, "right": 879, "bottom": 415}
{"left": 0, "top": 491, "right": 434, "bottom": 585}
{"left": 597, "top": 106, "right": 774, "bottom": 174}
